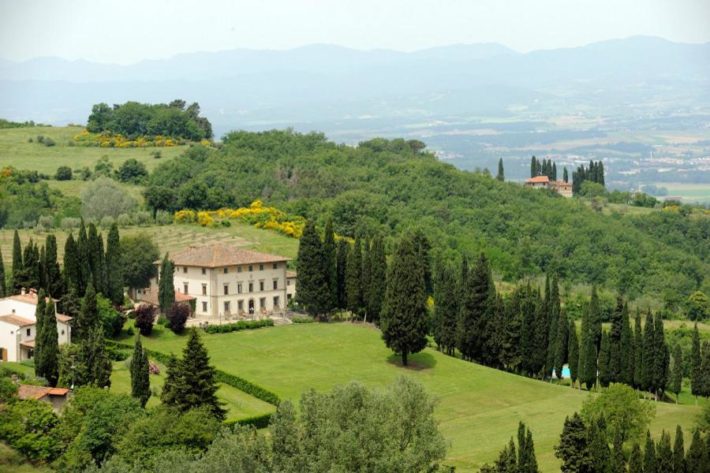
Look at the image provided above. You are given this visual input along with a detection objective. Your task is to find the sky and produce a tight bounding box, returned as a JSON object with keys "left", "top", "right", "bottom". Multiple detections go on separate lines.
{"left": 1, "top": 0, "right": 709, "bottom": 64}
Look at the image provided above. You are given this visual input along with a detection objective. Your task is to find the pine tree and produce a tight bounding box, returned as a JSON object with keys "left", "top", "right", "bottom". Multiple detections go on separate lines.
{"left": 657, "top": 430, "right": 674, "bottom": 473}
{"left": 554, "top": 309, "right": 569, "bottom": 378}
{"left": 620, "top": 304, "right": 635, "bottom": 386}
{"left": 130, "top": 335, "right": 151, "bottom": 407}
{"left": 161, "top": 329, "right": 225, "bottom": 419}
{"left": 628, "top": 443, "right": 643, "bottom": 473}
{"left": 671, "top": 344, "right": 684, "bottom": 402}
{"left": 568, "top": 319, "right": 579, "bottom": 387}
{"left": 361, "top": 238, "right": 372, "bottom": 321}
{"left": 105, "top": 223, "right": 123, "bottom": 306}
{"left": 36, "top": 299, "right": 59, "bottom": 386}
{"left": 690, "top": 324, "right": 702, "bottom": 397}
{"left": 335, "top": 239, "right": 348, "bottom": 309}
{"left": 673, "top": 425, "right": 686, "bottom": 473}
{"left": 634, "top": 311, "right": 643, "bottom": 389}
{"left": 555, "top": 413, "right": 592, "bottom": 472}
{"left": 295, "top": 220, "right": 330, "bottom": 318}
{"left": 610, "top": 429, "right": 626, "bottom": 473}
{"left": 77, "top": 219, "right": 90, "bottom": 295}
{"left": 653, "top": 313, "right": 669, "bottom": 400}
{"left": 79, "top": 325, "right": 112, "bottom": 388}
{"left": 11, "top": 230, "right": 23, "bottom": 294}
{"left": 0, "top": 247, "right": 5, "bottom": 297}
{"left": 346, "top": 237, "right": 363, "bottom": 315}
{"left": 641, "top": 311, "right": 656, "bottom": 393}
{"left": 33, "top": 289, "right": 47, "bottom": 379}
{"left": 43, "top": 234, "right": 63, "bottom": 298}
{"left": 322, "top": 218, "right": 337, "bottom": 312}
{"left": 546, "top": 275, "right": 561, "bottom": 377}
{"left": 579, "top": 295, "right": 598, "bottom": 390}
{"left": 158, "top": 254, "right": 175, "bottom": 314}
{"left": 380, "top": 235, "right": 428, "bottom": 366}
{"left": 433, "top": 262, "right": 458, "bottom": 356}
{"left": 598, "top": 331, "right": 611, "bottom": 388}
{"left": 588, "top": 418, "right": 611, "bottom": 473}
{"left": 457, "top": 253, "right": 495, "bottom": 363}
{"left": 497, "top": 158, "right": 505, "bottom": 181}
{"left": 367, "top": 236, "right": 386, "bottom": 322}
{"left": 516, "top": 422, "right": 539, "bottom": 473}
{"left": 685, "top": 429, "right": 706, "bottom": 473}
{"left": 75, "top": 283, "right": 99, "bottom": 341}
{"left": 63, "top": 233, "right": 80, "bottom": 293}
{"left": 22, "top": 239, "right": 40, "bottom": 291}
{"left": 644, "top": 431, "right": 657, "bottom": 473}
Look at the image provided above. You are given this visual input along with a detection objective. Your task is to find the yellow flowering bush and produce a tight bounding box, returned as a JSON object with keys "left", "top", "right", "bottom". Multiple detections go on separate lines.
{"left": 72, "top": 129, "right": 202, "bottom": 148}
{"left": 197, "top": 211, "right": 214, "bottom": 227}
{"left": 174, "top": 209, "right": 197, "bottom": 223}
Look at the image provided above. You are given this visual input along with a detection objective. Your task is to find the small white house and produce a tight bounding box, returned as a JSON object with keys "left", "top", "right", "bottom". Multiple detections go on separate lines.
{"left": 0, "top": 290, "right": 72, "bottom": 362}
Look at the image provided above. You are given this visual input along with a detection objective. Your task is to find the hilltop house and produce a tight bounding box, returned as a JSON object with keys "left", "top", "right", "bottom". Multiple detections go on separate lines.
{"left": 524, "top": 176, "right": 573, "bottom": 198}
{"left": 144, "top": 243, "right": 291, "bottom": 321}
{"left": 0, "top": 290, "right": 72, "bottom": 362}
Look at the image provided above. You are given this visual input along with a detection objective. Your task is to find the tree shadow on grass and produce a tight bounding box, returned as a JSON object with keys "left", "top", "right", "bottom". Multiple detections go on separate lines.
{"left": 386, "top": 352, "right": 437, "bottom": 371}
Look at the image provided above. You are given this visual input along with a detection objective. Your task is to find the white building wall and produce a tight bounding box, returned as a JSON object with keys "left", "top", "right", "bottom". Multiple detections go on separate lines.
{"left": 0, "top": 321, "right": 20, "bottom": 362}
{"left": 0, "top": 300, "right": 38, "bottom": 318}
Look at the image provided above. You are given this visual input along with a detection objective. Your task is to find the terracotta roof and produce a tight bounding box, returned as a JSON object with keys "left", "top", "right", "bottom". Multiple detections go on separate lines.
{"left": 525, "top": 176, "right": 550, "bottom": 184}
{"left": 7, "top": 293, "right": 41, "bottom": 304}
{"left": 20, "top": 339, "right": 35, "bottom": 348}
{"left": 136, "top": 286, "right": 195, "bottom": 306}
{"left": 169, "top": 243, "right": 289, "bottom": 268}
{"left": 56, "top": 314, "right": 72, "bottom": 323}
{"left": 17, "top": 384, "right": 69, "bottom": 401}
{"left": 0, "top": 314, "right": 35, "bottom": 327}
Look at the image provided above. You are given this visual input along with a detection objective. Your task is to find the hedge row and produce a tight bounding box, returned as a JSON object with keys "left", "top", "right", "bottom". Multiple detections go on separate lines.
{"left": 203, "top": 319, "right": 274, "bottom": 334}
{"left": 290, "top": 315, "right": 315, "bottom": 324}
{"left": 225, "top": 412, "right": 273, "bottom": 430}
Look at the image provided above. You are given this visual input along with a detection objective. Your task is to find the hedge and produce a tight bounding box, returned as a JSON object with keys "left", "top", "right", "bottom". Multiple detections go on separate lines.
{"left": 225, "top": 412, "right": 273, "bottom": 429}
{"left": 290, "top": 315, "right": 315, "bottom": 324}
{"left": 203, "top": 319, "right": 274, "bottom": 334}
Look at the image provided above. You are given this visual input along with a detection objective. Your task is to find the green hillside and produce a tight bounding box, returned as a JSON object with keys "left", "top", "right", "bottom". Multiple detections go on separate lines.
{"left": 137, "top": 323, "right": 701, "bottom": 472}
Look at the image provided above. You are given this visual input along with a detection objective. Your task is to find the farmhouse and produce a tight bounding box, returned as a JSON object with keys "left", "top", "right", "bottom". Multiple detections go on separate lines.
{"left": 0, "top": 290, "right": 72, "bottom": 362}
{"left": 17, "top": 384, "right": 70, "bottom": 412}
{"left": 524, "top": 176, "right": 573, "bottom": 197}
{"left": 146, "top": 243, "right": 291, "bottom": 321}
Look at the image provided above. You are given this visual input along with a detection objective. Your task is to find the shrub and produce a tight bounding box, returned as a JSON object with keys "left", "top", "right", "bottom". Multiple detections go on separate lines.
{"left": 133, "top": 210, "right": 152, "bottom": 225}
{"left": 116, "top": 159, "right": 148, "bottom": 183}
{"left": 36, "top": 135, "right": 44, "bottom": 143}
{"left": 100, "top": 216, "right": 115, "bottom": 229}
{"left": 116, "top": 213, "right": 132, "bottom": 227}
{"left": 36, "top": 215, "right": 54, "bottom": 231}
{"left": 166, "top": 302, "right": 190, "bottom": 334}
{"left": 43, "top": 137, "right": 56, "bottom": 147}
{"left": 55, "top": 166, "right": 73, "bottom": 180}
{"left": 134, "top": 304, "right": 157, "bottom": 336}
{"left": 291, "top": 315, "right": 315, "bottom": 324}
{"left": 155, "top": 210, "right": 173, "bottom": 225}
{"left": 202, "top": 319, "right": 274, "bottom": 334}
{"left": 0, "top": 399, "right": 61, "bottom": 462}
{"left": 60, "top": 217, "right": 81, "bottom": 230}
{"left": 81, "top": 177, "right": 138, "bottom": 220}
{"left": 151, "top": 150, "right": 162, "bottom": 159}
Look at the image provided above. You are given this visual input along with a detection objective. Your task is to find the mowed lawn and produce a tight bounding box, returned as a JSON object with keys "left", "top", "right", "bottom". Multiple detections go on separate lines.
{"left": 0, "top": 126, "right": 186, "bottom": 175}
{"left": 139, "top": 323, "right": 702, "bottom": 472}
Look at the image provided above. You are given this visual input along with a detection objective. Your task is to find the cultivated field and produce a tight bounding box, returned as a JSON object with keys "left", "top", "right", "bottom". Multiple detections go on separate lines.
{"left": 659, "top": 182, "right": 710, "bottom": 204}
{"left": 137, "top": 323, "right": 702, "bottom": 472}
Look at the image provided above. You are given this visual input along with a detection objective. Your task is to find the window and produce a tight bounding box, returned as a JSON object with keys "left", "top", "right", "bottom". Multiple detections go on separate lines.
{"left": 273, "top": 296, "right": 280, "bottom": 308}
{"left": 238, "top": 266, "right": 242, "bottom": 273}
{"left": 248, "top": 282, "right": 254, "bottom": 293}
{"left": 183, "top": 267, "right": 187, "bottom": 273}
{"left": 273, "top": 279, "right": 278, "bottom": 290}
{"left": 223, "top": 284, "right": 229, "bottom": 295}
{"left": 224, "top": 268, "right": 229, "bottom": 274}
{"left": 26, "top": 328, "right": 31, "bottom": 337}
{"left": 183, "top": 283, "right": 189, "bottom": 294}
{"left": 259, "top": 264, "right": 264, "bottom": 271}
{"left": 273, "top": 263, "right": 278, "bottom": 269}
{"left": 287, "top": 280, "right": 291, "bottom": 286}
{"left": 61, "top": 329, "right": 65, "bottom": 335}
{"left": 224, "top": 301, "right": 231, "bottom": 313}
{"left": 287, "top": 293, "right": 293, "bottom": 301}
{"left": 259, "top": 281, "right": 264, "bottom": 292}
{"left": 202, "top": 284, "right": 207, "bottom": 296}
{"left": 260, "top": 297, "right": 266, "bottom": 309}
{"left": 202, "top": 301, "right": 208, "bottom": 312}
{"left": 237, "top": 283, "right": 242, "bottom": 294}
{"left": 238, "top": 300, "right": 244, "bottom": 312}
{"left": 201, "top": 268, "right": 206, "bottom": 275}
{"left": 248, "top": 265, "right": 253, "bottom": 272}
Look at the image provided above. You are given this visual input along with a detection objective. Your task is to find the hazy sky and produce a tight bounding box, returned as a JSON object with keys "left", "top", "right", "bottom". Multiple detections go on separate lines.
{"left": 1, "top": 0, "right": 709, "bottom": 64}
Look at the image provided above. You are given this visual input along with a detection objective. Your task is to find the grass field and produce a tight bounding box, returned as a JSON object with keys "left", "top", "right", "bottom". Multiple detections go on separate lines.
{"left": 0, "top": 126, "right": 186, "bottom": 175}
{"left": 0, "top": 222, "right": 299, "bottom": 269}
{"left": 136, "top": 322, "right": 703, "bottom": 472}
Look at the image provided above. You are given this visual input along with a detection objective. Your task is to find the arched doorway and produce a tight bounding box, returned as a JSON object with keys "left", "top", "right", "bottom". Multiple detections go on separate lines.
{"left": 248, "top": 299, "right": 255, "bottom": 314}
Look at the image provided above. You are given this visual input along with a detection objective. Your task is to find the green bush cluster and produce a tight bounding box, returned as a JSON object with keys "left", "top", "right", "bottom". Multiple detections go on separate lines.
{"left": 225, "top": 412, "right": 274, "bottom": 429}
{"left": 290, "top": 315, "right": 315, "bottom": 324}
{"left": 202, "top": 319, "right": 274, "bottom": 334}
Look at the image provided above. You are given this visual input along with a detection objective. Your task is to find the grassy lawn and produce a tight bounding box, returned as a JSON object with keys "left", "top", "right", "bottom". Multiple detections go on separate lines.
{"left": 0, "top": 126, "right": 186, "bottom": 175}
{"left": 0, "top": 222, "right": 299, "bottom": 269}
{"left": 46, "top": 179, "right": 146, "bottom": 204}
{"left": 138, "top": 322, "right": 703, "bottom": 472}
{"left": 109, "top": 358, "right": 275, "bottom": 421}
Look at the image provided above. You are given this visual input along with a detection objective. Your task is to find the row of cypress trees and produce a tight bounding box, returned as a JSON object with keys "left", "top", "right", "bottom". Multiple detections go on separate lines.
{"left": 691, "top": 327, "right": 710, "bottom": 398}
{"left": 557, "top": 414, "right": 710, "bottom": 473}
{"left": 5, "top": 231, "right": 62, "bottom": 298}
{"left": 572, "top": 160, "right": 606, "bottom": 194}
{"left": 530, "top": 155, "right": 563, "bottom": 182}
{"left": 481, "top": 422, "right": 539, "bottom": 473}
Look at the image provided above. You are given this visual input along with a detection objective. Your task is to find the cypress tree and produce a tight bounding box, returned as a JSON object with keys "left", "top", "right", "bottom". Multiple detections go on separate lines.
{"left": 628, "top": 443, "right": 643, "bottom": 473}
{"left": 411, "top": 229, "right": 432, "bottom": 295}
{"left": 608, "top": 297, "right": 624, "bottom": 382}
{"left": 700, "top": 341, "right": 710, "bottom": 398}
{"left": 690, "top": 324, "right": 702, "bottom": 397}
{"left": 105, "top": 224, "right": 123, "bottom": 305}
{"left": 516, "top": 422, "right": 539, "bottom": 473}
{"left": 685, "top": 429, "right": 706, "bottom": 473}
{"left": 671, "top": 344, "right": 684, "bottom": 402}
{"left": 335, "top": 239, "right": 348, "bottom": 309}
{"left": 634, "top": 311, "right": 643, "bottom": 389}
{"left": 79, "top": 325, "right": 112, "bottom": 388}
{"left": 0, "top": 247, "right": 5, "bottom": 297}
{"left": 497, "top": 158, "right": 505, "bottom": 181}
{"left": 598, "top": 331, "right": 611, "bottom": 388}
{"left": 641, "top": 311, "right": 656, "bottom": 393}
{"left": 162, "top": 329, "right": 225, "bottom": 419}
{"left": 588, "top": 419, "right": 611, "bottom": 473}
{"left": 77, "top": 219, "right": 90, "bottom": 295}
{"left": 673, "top": 425, "right": 686, "bottom": 473}
{"left": 554, "top": 309, "right": 569, "bottom": 379}
{"left": 519, "top": 286, "right": 538, "bottom": 375}
{"left": 657, "top": 430, "right": 674, "bottom": 473}
{"left": 380, "top": 235, "right": 428, "bottom": 366}
{"left": 44, "top": 234, "right": 63, "bottom": 298}
{"left": 87, "top": 223, "right": 102, "bottom": 293}
{"left": 533, "top": 291, "right": 549, "bottom": 376}
{"left": 36, "top": 299, "right": 59, "bottom": 386}
{"left": 433, "top": 262, "right": 458, "bottom": 356}
{"left": 589, "top": 287, "right": 602, "bottom": 349}
{"left": 610, "top": 429, "right": 626, "bottom": 473}
{"left": 11, "top": 230, "right": 23, "bottom": 294}
{"left": 644, "top": 431, "right": 657, "bottom": 473}
{"left": 552, "top": 162, "right": 557, "bottom": 181}
{"left": 323, "top": 218, "right": 337, "bottom": 312}
{"left": 546, "top": 275, "right": 561, "bottom": 377}
{"left": 579, "top": 298, "right": 598, "bottom": 390}
{"left": 130, "top": 335, "right": 151, "bottom": 407}
{"left": 555, "top": 413, "right": 592, "bottom": 472}
{"left": 75, "top": 283, "right": 98, "bottom": 341}
{"left": 568, "top": 319, "right": 579, "bottom": 387}
{"left": 457, "top": 253, "right": 494, "bottom": 363}
{"left": 63, "top": 233, "right": 80, "bottom": 293}
{"left": 33, "top": 289, "right": 47, "bottom": 379}
{"left": 563, "top": 166, "right": 569, "bottom": 183}
{"left": 653, "top": 314, "right": 669, "bottom": 400}
{"left": 367, "top": 236, "right": 386, "bottom": 322}
{"left": 530, "top": 156, "right": 537, "bottom": 178}
{"left": 158, "top": 254, "right": 175, "bottom": 314}
{"left": 620, "top": 304, "right": 634, "bottom": 386}
{"left": 345, "top": 237, "right": 363, "bottom": 315}
{"left": 22, "top": 239, "right": 40, "bottom": 291}
{"left": 361, "top": 239, "right": 372, "bottom": 321}
{"left": 38, "top": 245, "right": 47, "bottom": 295}
{"left": 295, "top": 220, "right": 330, "bottom": 318}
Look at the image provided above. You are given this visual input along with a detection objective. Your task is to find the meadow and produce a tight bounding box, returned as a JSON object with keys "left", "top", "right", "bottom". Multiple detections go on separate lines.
{"left": 136, "top": 322, "right": 703, "bottom": 472}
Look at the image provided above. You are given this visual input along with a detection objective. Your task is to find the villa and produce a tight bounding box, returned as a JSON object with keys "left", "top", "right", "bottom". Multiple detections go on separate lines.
{"left": 524, "top": 176, "right": 573, "bottom": 198}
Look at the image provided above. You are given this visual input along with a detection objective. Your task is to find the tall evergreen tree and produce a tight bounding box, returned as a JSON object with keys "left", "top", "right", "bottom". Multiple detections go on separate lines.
{"left": 87, "top": 223, "right": 103, "bottom": 293}
{"left": 295, "top": 220, "right": 330, "bottom": 318}
{"left": 457, "top": 253, "right": 495, "bottom": 363}
{"left": 620, "top": 304, "right": 635, "bottom": 386}
{"left": 568, "top": 319, "right": 579, "bottom": 388}
{"left": 367, "top": 235, "right": 387, "bottom": 322}
{"left": 610, "top": 430, "right": 626, "bottom": 473}
{"left": 699, "top": 341, "right": 710, "bottom": 398}
{"left": 75, "top": 283, "right": 98, "bottom": 341}
{"left": 685, "top": 429, "right": 707, "bottom": 473}
{"left": 653, "top": 313, "right": 670, "bottom": 400}
{"left": 361, "top": 239, "right": 372, "bottom": 321}
{"left": 22, "top": 239, "right": 40, "bottom": 291}
{"left": 380, "top": 235, "right": 428, "bottom": 366}
{"left": 608, "top": 297, "right": 625, "bottom": 382}
{"left": 641, "top": 311, "right": 656, "bottom": 393}
{"left": 322, "top": 218, "right": 337, "bottom": 312}
{"left": 36, "top": 299, "right": 59, "bottom": 386}
{"left": 335, "top": 239, "right": 348, "bottom": 309}
{"left": 33, "top": 289, "right": 47, "bottom": 379}
{"left": 0, "top": 247, "right": 5, "bottom": 297}
{"left": 589, "top": 287, "right": 602, "bottom": 349}
{"left": 530, "top": 156, "right": 538, "bottom": 178}
{"left": 657, "top": 430, "right": 674, "bottom": 473}
{"left": 634, "top": 311, "right": 644, "bottom": 389}
{"left": 552, "top": 162, "right": 558, "bottom": 181}
{"left": 546, "top": 275, "right": 561, "bottom": 377}
{"left": 671, "top": 344, "right": 684, "bottom": 402}
{"left": 158, "top": 254, "right": 175, "bottom": 314}
{"left": 433, "top": 262, "right": 458, "bottom": 356}
{"left": 43, "top": 234, "right": 63, "bottom": 298}
{"left": 563, "top": 167, "right": 569, "bottom": 183}
{"left": 105, "top": 224, "right": 123, "bottom": 305}
{"left": 628, "top": 443, "right": 643, "bottom": 473}
{"left": 63, "top": 233, "right": 80, "bottom": 293}
{"left": 77, "top": 219, "right": 90, "bottom": 295}
{"left": 161, "top": 329, "right": 225, "bottom": 419}
{"left": 411, "top": 229, "right": 433, "bottom": 295}
{"left": 598, "top": 331, "right": 611, "bottom": 388}
{"left": 497, "top": 158, "right": 505, "bottom": 181}
{"left": 11, "top": 229, "right": 23, "bottom": 294}
{"left": 346, "top": 237, "right": 363, "bottom": 315}
{"left": 644, "top": 431, "right": 657, "bottom": 473}
{"left": 691, "top": 324, "right": 702, "bottom": 397}
{"left": 554, "top": 309, "right": 569, "bottom": 378}
{"left": 78, "top": 325, "right": 112, "bottom": 388}
{"left": 130, "top": 335, "right": 151, "bottom": 407}
{"left": 588, "top": 419, "right": 611, "bottom": 473}
{"left": 673, "top": 425, "right": 686, "bottom": 473}
{"left": 555, "top": 413, "right": 592, "bottom": 472}
{"left": 516, "top": 422, "right": 539, "bottom": 473}
{"left": 579, "top": 295, "right": 598, "bottom": 390}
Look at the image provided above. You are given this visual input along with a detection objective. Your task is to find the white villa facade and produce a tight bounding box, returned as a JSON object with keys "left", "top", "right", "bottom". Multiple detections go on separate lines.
{"left": 147, "top": 243, "right": 291, "bottom": 321}
{"left": 0, "top": 291, "right": 72, "bottom": 362}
